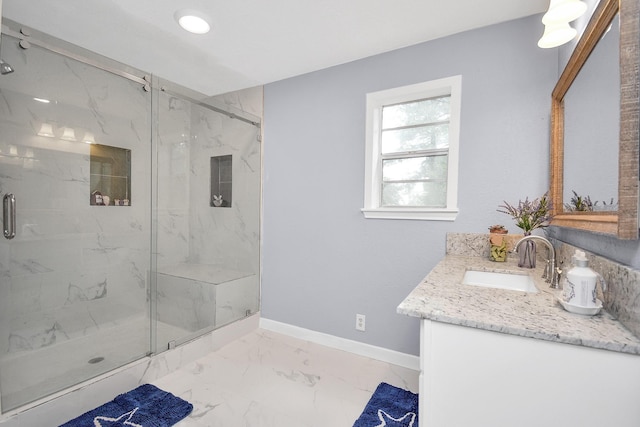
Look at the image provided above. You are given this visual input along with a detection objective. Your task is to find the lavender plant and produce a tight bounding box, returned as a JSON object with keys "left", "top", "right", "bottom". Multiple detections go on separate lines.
{"left": 563, "top": 191, "right": 618, "bottom": 212}
{"left": 497, "top": 193, "right": 551, "bottom": 235}
{"left": 564, "top": 190, "right": 594, "bottom": 212}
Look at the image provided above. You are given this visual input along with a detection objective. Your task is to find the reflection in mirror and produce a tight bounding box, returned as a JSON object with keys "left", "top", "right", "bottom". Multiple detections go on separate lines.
{"left": 563, "top": 15, "right": 619, "bottom": 212}
{"left": 90, "top": 144, "right": 131, "bottom": 206}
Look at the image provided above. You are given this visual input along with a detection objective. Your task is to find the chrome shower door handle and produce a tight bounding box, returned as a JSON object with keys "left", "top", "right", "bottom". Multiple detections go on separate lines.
{"left": 3, "top": 193, "right": 16, "bottom": 240}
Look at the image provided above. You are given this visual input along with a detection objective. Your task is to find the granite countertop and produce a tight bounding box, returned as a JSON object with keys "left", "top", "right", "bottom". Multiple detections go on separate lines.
{"left": 397, "top": 255, "right": 640, "bottom": 355}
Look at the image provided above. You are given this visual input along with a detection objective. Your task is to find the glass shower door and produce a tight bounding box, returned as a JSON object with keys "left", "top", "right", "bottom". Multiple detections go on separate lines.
{"left": 0, "top": 31, "right": 151, "bottom": 411}
{"left": 154, "top": 88, "right": 261, "bottom": 351}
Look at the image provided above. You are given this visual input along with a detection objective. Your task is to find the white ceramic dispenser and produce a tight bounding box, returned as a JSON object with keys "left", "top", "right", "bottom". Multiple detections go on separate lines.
{"left": 564, "top": 251, "right": 604, "bottom": 308}
{"left": 561, "top": 250, "right": 580, "bottom": 298}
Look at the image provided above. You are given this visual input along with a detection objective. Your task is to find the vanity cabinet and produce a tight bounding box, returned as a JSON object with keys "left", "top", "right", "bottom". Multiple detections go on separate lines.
{"left": 419, "top": 319, "right": 640, "bottom": 427}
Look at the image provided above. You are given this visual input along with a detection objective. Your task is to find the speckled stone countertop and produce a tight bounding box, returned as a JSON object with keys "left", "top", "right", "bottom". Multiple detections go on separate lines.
{"left": 397, "top": 255, "right": 640, "bottom": 355}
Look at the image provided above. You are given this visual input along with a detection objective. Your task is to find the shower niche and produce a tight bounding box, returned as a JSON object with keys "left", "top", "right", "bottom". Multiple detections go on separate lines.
{"left": 90, "top": 144, "right": 132, "bottom": 206}
{"left": 210, "top": 155, "right": 232, "bottom": 207}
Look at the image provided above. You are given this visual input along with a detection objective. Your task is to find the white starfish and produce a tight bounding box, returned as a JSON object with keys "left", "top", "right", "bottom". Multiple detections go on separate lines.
{"left": 375, "top": 409, "right": 416, "bottom": 427}
{"left": 93, "top": 407, "right": 143, "bottom": 427}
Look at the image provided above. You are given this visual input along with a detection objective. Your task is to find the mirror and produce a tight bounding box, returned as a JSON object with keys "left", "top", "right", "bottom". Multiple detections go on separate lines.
{"left": 550, "top": 0, "right": 639, "bottom": 239}
{"left": 563, "top": 14, "right": 619, "bottom": 212}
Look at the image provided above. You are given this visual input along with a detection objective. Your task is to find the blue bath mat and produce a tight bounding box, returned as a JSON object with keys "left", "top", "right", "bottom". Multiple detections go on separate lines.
{"left": 353, "top": 382, "right": 419, "bottom": 427}
{"left": 59, "top": 384, "right": 193, "bottom": 427}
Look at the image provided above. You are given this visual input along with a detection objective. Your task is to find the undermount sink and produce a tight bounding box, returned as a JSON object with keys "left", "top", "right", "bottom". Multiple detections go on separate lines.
{"left": 462, "top": 270, "right": 538, "bottom": 293}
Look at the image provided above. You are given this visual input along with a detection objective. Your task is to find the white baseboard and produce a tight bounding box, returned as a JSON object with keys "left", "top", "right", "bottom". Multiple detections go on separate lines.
{"left": 259, "top": 318, "right": 420, "bottom": 371}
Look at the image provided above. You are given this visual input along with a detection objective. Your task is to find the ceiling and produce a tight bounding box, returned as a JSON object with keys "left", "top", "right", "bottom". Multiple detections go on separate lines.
{"left": 2, "top": 0, "right": 548, "bottom": 96}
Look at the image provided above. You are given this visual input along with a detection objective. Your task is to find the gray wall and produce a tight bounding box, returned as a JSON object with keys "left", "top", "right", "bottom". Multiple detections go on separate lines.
{"left": 262, "top": 15, "right": 557, "bottom": 356}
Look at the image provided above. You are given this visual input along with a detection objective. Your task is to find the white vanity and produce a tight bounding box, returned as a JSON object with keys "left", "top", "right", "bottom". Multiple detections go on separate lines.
{"left": 397, "top": 0, "right": 640, "bottom": 422}
{"left": 398, "top": 253, "right": 640, "bottom": 427}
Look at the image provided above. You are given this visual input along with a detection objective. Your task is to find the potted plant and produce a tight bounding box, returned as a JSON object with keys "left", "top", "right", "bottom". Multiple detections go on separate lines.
{"left": 497, "top": 193, "right": 551, "bottom": 268}
{"left": 488, "top": 225, "right": 508, "bottom": 262}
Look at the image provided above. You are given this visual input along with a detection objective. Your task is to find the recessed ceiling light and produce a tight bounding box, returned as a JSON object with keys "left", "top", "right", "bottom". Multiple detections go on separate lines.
{"left": 33, "top": 97, "right": 50, "bottom": 103}
{"left": 175, "top": 9, "right": 211, "bottom": 34}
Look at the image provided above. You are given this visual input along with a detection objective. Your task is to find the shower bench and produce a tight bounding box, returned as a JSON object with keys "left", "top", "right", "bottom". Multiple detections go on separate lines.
{"left": 156, "top": 263, "right": 257, "bottom": 333}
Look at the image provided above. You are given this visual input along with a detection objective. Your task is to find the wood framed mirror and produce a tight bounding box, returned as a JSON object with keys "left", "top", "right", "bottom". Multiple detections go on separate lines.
{"left": 550, "top": 0, "right": 639, "bottom": 239}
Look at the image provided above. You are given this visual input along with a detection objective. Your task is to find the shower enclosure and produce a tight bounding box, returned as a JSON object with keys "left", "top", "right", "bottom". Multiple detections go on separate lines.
{"left": 154, "top": 87, "right": 261, "bottom": 349}
{"left": 0, "top": 19, "right": 260, "bottom": 413}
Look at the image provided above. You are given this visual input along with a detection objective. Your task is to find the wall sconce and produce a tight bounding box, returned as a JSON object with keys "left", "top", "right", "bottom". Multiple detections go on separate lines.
{"left": 543, "top": 0, "right": 587, "bottom": 23}
{"left": 60, "top": 127, "right": 76, "bottom": 141}
{"left": 538, "top": 0, "right": 587, "bottom": 48}
{"left": 38, "top": 123, "right": 97, "bottom": 144}
{"left": 37, "top": 123, "right": 55, "bottom": 137}
{"left": 538, "top": 21, "right": 578, "bottom": 48}
{"left": 83, "top": 131, "right": 96, "bottom": 144}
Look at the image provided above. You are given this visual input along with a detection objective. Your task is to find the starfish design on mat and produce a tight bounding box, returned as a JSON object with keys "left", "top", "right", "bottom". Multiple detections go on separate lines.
{"left": 93, "top": 407, "right": 143, "bottom": 427}
{"left": 374, "top": 409, "right": 416, "bottom": 427}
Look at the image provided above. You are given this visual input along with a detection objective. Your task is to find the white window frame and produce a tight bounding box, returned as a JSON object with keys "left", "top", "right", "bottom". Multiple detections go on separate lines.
{"left": 362, "top": 75, "right": 462, "bottom": 221}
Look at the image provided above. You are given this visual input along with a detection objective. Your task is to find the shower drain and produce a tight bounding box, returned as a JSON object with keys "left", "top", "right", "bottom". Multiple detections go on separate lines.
{"left": 88, "top": 357, "right": 105, "bottom": 364}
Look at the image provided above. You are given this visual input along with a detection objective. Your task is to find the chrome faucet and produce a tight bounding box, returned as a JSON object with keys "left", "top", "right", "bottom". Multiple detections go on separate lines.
{"left": 514, "top": 235, "right": 561, "bottom": 289}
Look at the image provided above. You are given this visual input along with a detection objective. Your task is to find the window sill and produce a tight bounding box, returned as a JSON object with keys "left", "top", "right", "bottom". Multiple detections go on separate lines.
{"left": 361, "top": 207, "right": 459, "bottom": 221}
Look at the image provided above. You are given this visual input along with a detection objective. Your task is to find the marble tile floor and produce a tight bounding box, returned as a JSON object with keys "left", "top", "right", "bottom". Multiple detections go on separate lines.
{"left": 152, "top": 329, "right": 419, "bottom": 427}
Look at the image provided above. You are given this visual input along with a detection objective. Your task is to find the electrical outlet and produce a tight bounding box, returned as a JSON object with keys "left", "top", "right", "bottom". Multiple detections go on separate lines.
{"left": 356, "top": 314, "right": 366, "bottom": 332}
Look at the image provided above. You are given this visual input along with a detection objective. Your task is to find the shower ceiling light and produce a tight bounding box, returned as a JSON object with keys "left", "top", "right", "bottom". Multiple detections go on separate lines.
{"left": 175, "top": 10, "right": 211, "bottom": 34}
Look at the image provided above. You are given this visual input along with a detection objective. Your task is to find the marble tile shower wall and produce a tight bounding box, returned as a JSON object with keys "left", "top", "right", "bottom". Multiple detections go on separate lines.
{"left": 156, "top": 93, "right": 261, "bottom": 274}
{"left": 156, "top": 94, "right": 191, "bottom": 267}
{"left": 446, "top": 233, "right": 640, "bottom": 340}
{"left": 188, "top": 104, "right": 260, "bottom": 274}
{"left": 0, "top": 45, "right": 152, "bottom": 357}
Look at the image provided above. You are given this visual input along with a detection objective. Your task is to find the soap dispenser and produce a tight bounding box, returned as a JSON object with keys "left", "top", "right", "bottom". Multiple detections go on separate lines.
{"left": 563, "top": 252, "right": 604, "bottom": 308}
{"left": 561, "top": 250, "right": 580, "bottom": 297}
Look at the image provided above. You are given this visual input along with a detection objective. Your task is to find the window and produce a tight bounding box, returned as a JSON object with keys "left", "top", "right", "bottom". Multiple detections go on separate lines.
{"left": 362, "top": 76, "right": 461, "bottom": 220}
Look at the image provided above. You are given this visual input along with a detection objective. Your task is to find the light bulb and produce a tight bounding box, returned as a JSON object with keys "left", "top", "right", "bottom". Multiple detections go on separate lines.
{"left": 538, "top": 21, "right": 578, "bottom": 48}
{"left": 543, "top": 0, "right": 588, "bottom": 24}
